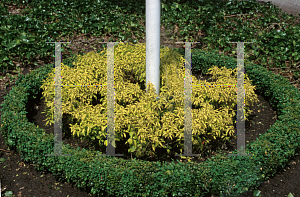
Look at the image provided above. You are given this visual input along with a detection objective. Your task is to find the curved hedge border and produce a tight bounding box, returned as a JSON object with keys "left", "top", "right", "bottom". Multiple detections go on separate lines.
{"left": 1, "top": 49, "right": 300, "bottom": 196}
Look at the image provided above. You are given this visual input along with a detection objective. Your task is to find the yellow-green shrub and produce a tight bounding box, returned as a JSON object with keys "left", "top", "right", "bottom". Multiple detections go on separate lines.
{"left": 40, "top": 42, "right": 259, "bottom": 159}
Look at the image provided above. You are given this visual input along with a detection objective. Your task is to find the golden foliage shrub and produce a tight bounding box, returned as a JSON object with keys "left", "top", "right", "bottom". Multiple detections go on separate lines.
{"left": 40, "top": 42, "right": 259, "bottom": 159}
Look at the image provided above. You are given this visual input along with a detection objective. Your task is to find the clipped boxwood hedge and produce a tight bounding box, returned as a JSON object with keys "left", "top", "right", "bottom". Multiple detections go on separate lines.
{"left": 1, "top": 48, "right": 300, "bottom": 197}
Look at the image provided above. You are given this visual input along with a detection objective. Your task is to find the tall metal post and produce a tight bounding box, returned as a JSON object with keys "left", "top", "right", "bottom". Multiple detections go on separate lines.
{"left": 146, "top": 0, "right": 161, "bottom": 100}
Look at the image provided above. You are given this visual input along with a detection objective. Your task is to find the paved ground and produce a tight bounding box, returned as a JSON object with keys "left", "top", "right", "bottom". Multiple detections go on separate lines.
{"left": 255, "top": 0, "right": 300, "bottom": 16}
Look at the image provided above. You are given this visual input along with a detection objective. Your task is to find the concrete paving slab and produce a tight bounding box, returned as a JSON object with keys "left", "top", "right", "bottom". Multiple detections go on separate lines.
{"left": 239, "top": 0, "right": 300, "bottom": 16}
{"left": 258, "top": 0, "right": 300, "bottom": 16}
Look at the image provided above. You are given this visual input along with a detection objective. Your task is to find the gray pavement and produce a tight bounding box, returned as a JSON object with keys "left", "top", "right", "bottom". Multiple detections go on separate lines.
{"left": 254, "top": 0, "right": 300, "bottom": 16}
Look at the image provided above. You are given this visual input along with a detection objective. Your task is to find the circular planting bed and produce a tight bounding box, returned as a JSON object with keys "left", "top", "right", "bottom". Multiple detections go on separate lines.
{"left": 1, "top": 49, "right": 300, "bottom": 197}
{"left": 26, "top": 69, "right": 278, "bottom": 166}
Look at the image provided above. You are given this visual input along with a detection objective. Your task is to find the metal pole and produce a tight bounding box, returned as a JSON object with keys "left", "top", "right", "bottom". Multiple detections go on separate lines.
{"left": 146, "top": 0, "right": 161, "bottom": 100}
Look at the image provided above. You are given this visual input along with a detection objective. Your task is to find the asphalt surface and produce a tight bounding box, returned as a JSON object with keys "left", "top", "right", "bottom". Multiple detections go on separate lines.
{"left": 255, "top": 0, "right": 300, "bottom": 16}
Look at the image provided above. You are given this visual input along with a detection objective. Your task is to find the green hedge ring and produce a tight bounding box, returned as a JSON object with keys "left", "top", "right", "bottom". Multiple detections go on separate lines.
{"left": 1, "top": 49, "right": 300, "bottom": 197}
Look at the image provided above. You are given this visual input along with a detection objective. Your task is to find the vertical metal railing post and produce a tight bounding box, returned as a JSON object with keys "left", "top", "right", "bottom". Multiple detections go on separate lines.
{"left": 98, "top": 42, "right": 123, "bottom": 157}
{"left": 175, "top": 42, "right": 201, "bottom": 157}
{"left": 45, "top": 42, "right": 71, "bottom": 157}
{"left": 228, "top": 42, "right": 253, "bottom": 157}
